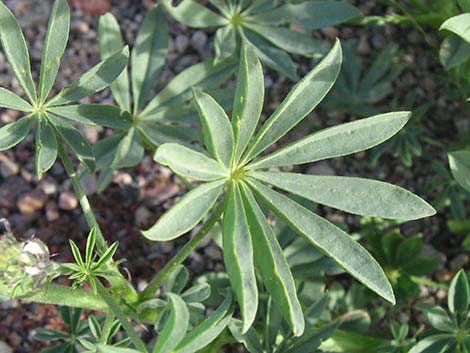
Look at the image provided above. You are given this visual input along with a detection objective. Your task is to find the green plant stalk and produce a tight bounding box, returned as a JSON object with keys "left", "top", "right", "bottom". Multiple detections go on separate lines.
{"left": 95, "top": 280, "right": 148, "bottom": 353}
{"left": 15, "top": 284, "right": 107, "bottom": 311}
{"left": 58, "top": 144, "right": 107, "bottom": 253}
{"left": 58, "top": 144, "right": 139, "bottom": 304}
{"left": 140, "top": 198, "right": 226, "bottom": 301}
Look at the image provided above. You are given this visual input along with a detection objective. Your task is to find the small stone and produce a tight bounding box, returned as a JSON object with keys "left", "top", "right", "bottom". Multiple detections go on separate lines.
{"left": 45, "top": 201, "right": 60, "bottom": 222}
{"left": 0, "top": 154, "right": 19, "bottom": 178}
{"left": 58, "top": 191, "right": 78, "bottom": 211}
{"left": 175, "top": 35, "right": 189, "bottom": 54}
{"left": 307, "top": 161, "right": 335, "bottom": 176}
{"left": 38, "top": 180, "right": 58, "bottom": 195}
{"left": 191, "top": 31, "right": 208, "bottom": 51}
{"left": 449, "top": 254, "right": 469, "bottom": 270}
{"left": 74, "top": 0, "right": 111, "bottom": 16}
{"left": 113, "top": 172, "right": 133, "bottom": 185}
{"left": 135, "top": 205, "right": 152, "bottom": 228}
{"left": 17, "top": 189, "right": 48, "bottom": 215}
{"left": 0, "top": 341, "right": 13, "bottom": 353}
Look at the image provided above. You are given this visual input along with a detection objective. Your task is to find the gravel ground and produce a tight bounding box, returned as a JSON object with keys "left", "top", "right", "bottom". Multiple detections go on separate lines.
{"left": 0, "top": 0, "right": 469, "bottom": 352}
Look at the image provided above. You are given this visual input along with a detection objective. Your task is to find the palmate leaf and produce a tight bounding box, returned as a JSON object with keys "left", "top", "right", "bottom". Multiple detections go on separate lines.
{"left": 448, "top": 269, "right": 470, "bottom": 314}
{"left": 111, "top": 127, "right": 145, "bottom": 169}
{"left": 448, "top": 150, "right": 470, "bottom": 192}
{"left": 247, "top": 179, "right": 395, "bottom": 304}
{"left": 161, "top": 0, "right": 227, "bottom": 28}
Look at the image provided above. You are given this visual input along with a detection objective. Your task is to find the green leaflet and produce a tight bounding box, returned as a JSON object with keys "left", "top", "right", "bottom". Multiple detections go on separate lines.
{"left": 250, "top": 172, "right": 435, "bottom": 221}
{"left": 141, "top": 58, "right": 236, "bottom": 117}
{"left": 97, "top": 345, "right": 142, "bottom": 353}
{"left": 142, "top": 180, "right": 225, "bottom": 241}
{"left": 243, "top": 39, "right": 342, "bottom": 162}
{"left": 49, "top": 104, "right": 132, "bottom": 130}
{"left": 132, "top": 4, "right": 168, "bottom": 112}
{"left": 232, "top": 44, "right": 264, "bottom": 164}
{"left": 0, "top": 114, "right": 34, "bottom": 151}
{"left": 0, "top": 2, "right": 36, "bottom": 102}
{"left": 448, "top": 151, "right": 470, "bottom": 192}
{"left": 152, "top": 294, "right": 189, "bottom": 353}
{"left": 35, "top": 116, "right": 58, "bottom": 179}
{"left": 111, "top": 127, "right": 145, "bottom": 169}
{"left": 154, "top": 143, "right": 228, "bottom": 181}
{"left": 241, "top": 28, "right": 297, "bottom": 81}
{"left": 448, "top": 269, "right": 470, "bottom": 314}
{"left": 223, "top": 183, "right": 258, "bottom": 333}
{"left": 47, "top": 113, "right": 95, "bottom": 172}
{"left": 193, "top": 89, "right": 234, "bottom": 167}
{"left": 98, "top": 13, "right": 131, "bottom": 111}
{"left": 239, "top": 183, "right": 304, "bottom": 336}
{"left": 254, "top": 1, "right": 362, "bottom": 30}
{"left": 174, "top": 292, "right": 233, "bottom": 353}
{"left": 48, "top": 46, "right": 129, "bottom": 106}
{"left": 408, "top": 334, "right": 455, "bottom": 353}
{"left": 0, "top": 88, "right": 32, "bottom": 112}
{"left": 214, "top": 26, "right": 237, "bottom": 63}
{"left": 440, "top": 14, "right": 470, "bottom": 44}
{"left": 38, "top": 0, "right": 70, "bottom": 102}
{"left": 162, "top": 0, "right": 227, "bottom": 28}
{"left": 248, "top": 179, "right": 395, "bottom": 304}
{"left": 243, "top": 22, "right": 325, "bottom": 57}
{"left": 248, "top": 111, "right": 411, "bottom": 169}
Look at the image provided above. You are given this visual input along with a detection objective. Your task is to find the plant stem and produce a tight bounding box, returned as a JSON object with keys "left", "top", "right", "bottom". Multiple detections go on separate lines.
{"left": 58, "top": 144, "right": 139, "bottom": 304}
{"left": 58, "top": 145, "right": 107, "bottom": 254}
{"left": 96, "top": 280, "right": 148, "bottom": 353}
{"left": 17, "top": 284, "right": 107, "bottom": 311}
{"left": 140, "top": 199, "right": 226, "bottom": 301}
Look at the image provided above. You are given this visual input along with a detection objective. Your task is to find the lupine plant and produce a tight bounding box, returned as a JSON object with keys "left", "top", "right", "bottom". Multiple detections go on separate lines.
{"left": 92, "top": 5, "right": 236, "bottom": 174}
{"left": 0, "top": 0, "right": 444, "bottom": 352}
{"left": 162, "top": 0, "right": 361, "bottom": 80}
{"left": 409, "top": 269, "right": 470, "bottom": 353}
{"left": 144, "top": 40, "right": 436, "bottom": 335}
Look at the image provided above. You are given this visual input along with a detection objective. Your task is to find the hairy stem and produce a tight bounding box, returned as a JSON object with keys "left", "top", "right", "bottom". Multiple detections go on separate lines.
{"left": 141, "top": 199, "right": 226, "bottom": 301}
{"left": 96, "top": 280, "right": 148, "bottom": 353}
{"left": 17, "top": 284, "right": 107, "bottom": 311}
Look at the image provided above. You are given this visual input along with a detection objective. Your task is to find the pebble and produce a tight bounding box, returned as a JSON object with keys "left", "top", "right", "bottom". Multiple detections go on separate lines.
{"left": 0, "top": 341, "right": 12, "bottom": 353}
{"left": 307, "top": 161, "right": 335, "bottom": 176}
{"left": 175, "top": 35, "right": 189, "bottom": 54}
{"left": 449, "top": 254, "right": 469, "bottom": 270}
{"left": 16, "top": 189, "right": 48, "bottom": 215}
{"left": 135, "top": 205, "right": 153, "bottom": 228}
{"left": 190, "top": 31, "right": 208, "bottom": 52}
{"left": 0, "top": 154, "right": 19, "bottom": 178}
{"left": 45, "top": 201, "right": 60, "bottom": 222}
{"left": 58, "top": 191, "right": 78, "bottom": 211}
{"left": 38, "top": 180, "right": 58, "bottom": 195}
